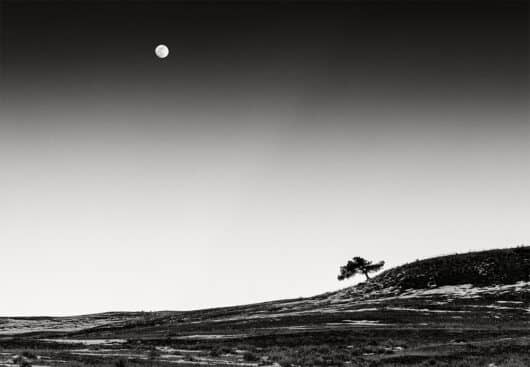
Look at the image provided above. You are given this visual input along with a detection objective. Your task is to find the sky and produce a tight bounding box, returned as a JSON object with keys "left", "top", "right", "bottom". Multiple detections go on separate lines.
{"left": 0, "top": 0, "right": 528, "bottom": 316}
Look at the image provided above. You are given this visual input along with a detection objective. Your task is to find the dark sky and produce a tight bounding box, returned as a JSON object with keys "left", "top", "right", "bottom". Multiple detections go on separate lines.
{"left": 3, "top": 1, "right": 527, "bottom": 112}
{"left": 1, "top": 1, "right": 528, "bottom": 315}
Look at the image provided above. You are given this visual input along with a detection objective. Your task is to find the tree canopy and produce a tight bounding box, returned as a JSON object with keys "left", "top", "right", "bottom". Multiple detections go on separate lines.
{"left": 338, "top": 256, "right": 385, "bottom": 281}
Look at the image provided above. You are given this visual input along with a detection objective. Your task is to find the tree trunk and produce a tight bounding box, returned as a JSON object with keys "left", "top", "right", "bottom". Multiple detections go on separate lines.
{"left": 364, "top": 271, "right": 370, "bottom": 280}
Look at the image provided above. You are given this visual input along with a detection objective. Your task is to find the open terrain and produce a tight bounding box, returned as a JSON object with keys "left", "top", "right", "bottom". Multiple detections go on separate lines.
{"left": 1, "top": 247, "right": 529, "bottom": 366}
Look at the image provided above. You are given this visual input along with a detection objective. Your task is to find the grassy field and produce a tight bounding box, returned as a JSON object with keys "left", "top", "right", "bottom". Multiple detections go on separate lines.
{"left": 1, "top": 248, "right": 528, "bottom": 366}
{"left": 1, "top": 324, "right": 529, "bottom": 366}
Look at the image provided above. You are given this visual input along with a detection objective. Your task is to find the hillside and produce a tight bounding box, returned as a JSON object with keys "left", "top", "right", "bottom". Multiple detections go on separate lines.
{"left": 367, "top": 246, "right": 530, "bottom": 290}
{"left": 1, "top": 246, "right": 529, "bottom": 367}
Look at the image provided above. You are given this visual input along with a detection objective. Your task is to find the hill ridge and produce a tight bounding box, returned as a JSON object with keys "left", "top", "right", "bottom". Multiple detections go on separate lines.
{"left": 352, "top": 246, "right": 530, "bottom": 292}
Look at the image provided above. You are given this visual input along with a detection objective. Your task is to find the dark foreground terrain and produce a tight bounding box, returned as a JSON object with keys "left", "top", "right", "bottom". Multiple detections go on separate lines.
{"left": 1, "top": 247, "right": 529, "bottom": 366}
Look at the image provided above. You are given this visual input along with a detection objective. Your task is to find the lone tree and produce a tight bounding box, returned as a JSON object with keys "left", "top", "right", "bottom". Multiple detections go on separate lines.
{"left": 338, "top": 257, "right": 385, "bottom": 281}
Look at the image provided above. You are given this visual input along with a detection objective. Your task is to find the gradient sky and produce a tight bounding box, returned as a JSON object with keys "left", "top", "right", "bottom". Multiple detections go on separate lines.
{"left": 0, "top": 1, "right": 528, "bottom": 316}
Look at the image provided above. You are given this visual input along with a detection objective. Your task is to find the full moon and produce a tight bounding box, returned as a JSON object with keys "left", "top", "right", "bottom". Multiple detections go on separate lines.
{"left": 155, "top": 44, "right": 169, "bottom": 59}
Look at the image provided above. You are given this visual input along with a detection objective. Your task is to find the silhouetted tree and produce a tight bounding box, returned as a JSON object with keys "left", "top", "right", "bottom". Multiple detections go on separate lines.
{"left": 338, "top": 256, "right": 385, "bottom": 281}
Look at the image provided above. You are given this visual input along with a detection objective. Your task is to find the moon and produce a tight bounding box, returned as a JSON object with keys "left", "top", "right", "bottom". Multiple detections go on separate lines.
{"left": 155, "top": 44, "right": 169, "bottom": 59}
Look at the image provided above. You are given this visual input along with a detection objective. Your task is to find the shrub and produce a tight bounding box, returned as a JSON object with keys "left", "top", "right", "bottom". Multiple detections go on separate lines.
{"left": 13, "top": 355, "right": 32, "bottom": 367}
{"left": 243, "top": 351, "right": 260, "bottom": 362}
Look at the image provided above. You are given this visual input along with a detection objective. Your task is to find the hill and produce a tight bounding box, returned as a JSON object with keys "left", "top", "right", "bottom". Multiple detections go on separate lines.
{"left": 1, "top": 246, "right": 529, "bottom": 367}
{"left": 368, "top": 246, "right": 530, "bottom": 290}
